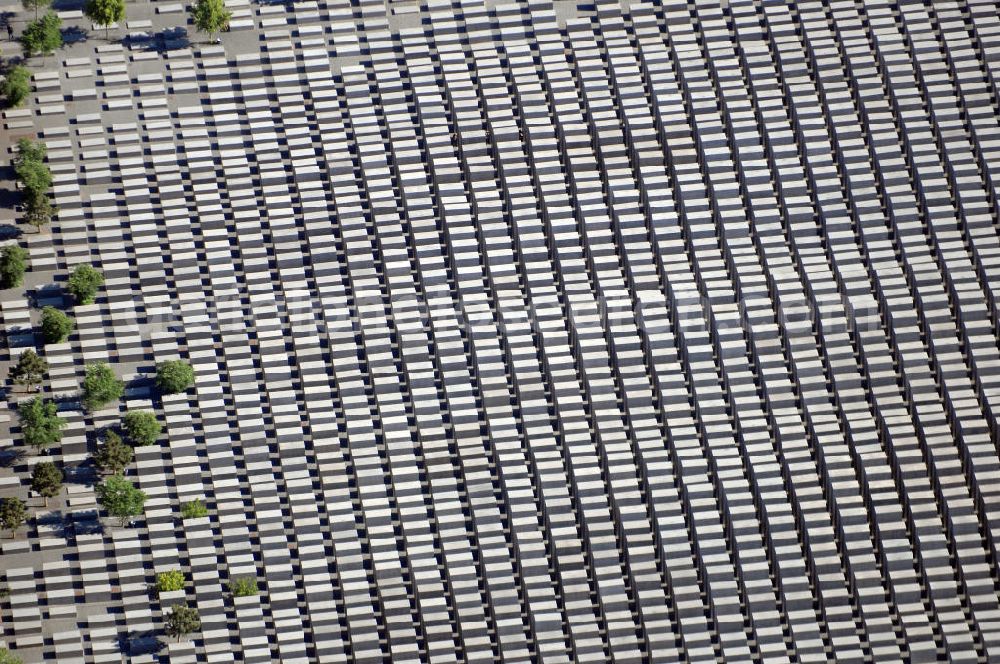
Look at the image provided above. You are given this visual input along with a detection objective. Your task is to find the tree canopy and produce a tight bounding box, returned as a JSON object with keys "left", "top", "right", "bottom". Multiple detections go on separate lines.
{"left": 67, "top": 264, "right": 104, "bottom": 305}
{"left": 23, "top": 193, "right": 55, "bottom": 231}
{"left": 0, "top": 244, "right": 29, "bottom": 289}
{"left": 0, "top": 648, "right": 21, "bottom": 664}
{"left": 94, "top": 430, "right": 132, "bottom": 475}
{"left": 191, "top": 0, "right": 230, "bottom": 40}
{"left": 14, "top": 138, "right": 46, "bottom": 165}
{"left": 1, "top": 65, "right": 31, "bottom": 108}
{"left": 155, "top": 360, "right": 194, "bottom": 394}
{"left": 96, "top": 475, "right": 146, "bottom": 526}
{"left": 83, "top": 0, "right": 125, "bottom": 40}
{"left": 30, "top": 461, "right": 63, "bottom": 506}
{"left": 13, "top": 140, "right": 50, "bottom": 193}
{"left": 18, "top": 396, "right": 66, "bottom": 452}
{"left": 123, "top": 410, "right": 161, "bottom": 446}
{"left": 156, "top": 569, "right": 185, "bottom": 593}
{"left": 0, "top": 647, "right": 23, "bottom": 664}
{"left": 229, "top": 575, "right": 258, "bottom": 597}
{"left": 13, "top": 140, "right": 53, "bottom": 230}
{"left": 81, "top": 362, "right": 124, "bottom": 411}
{"left": 0, "top": 497, "right": 27, "bottom": 538}
{"left": 165, "top": 604, "right": 201, "bottom": 641}
{"left": 20, "top": 12, "right": 62, "bottom": 58}
{"left": 10, "top": 349, "right": 48, "bottom": 391}
{"left": 40, "top": 306, "right": 74, "bottom": 344}
{"left": 180, "top": 498, "right": 208, "bottom": 520}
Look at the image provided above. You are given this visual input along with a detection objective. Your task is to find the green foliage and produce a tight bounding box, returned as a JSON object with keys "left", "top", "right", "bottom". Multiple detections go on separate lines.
{"left": 30, "top": 461, "right": 62, "bottom": 506}
{"left": 14, "top": 138, "right": 46, "bottom": 165}
{"left": 0, "top": 647, "right": 23, "bottom": 664}
{"left": 94, "top": 429, "right": 132, "bottom": 475}
{"left": 155, "top": 360, "right": 194, "bottom": 394}
{"left": 67, "top": 264, "right": 104, "bottom": 305}
{"left": 95, "top": 474, "right": 146, "bottom": 526}
{"left": 40, "top": 306, "right": 74, "bottom": 344}
{"left": 180, "top": 498, "right": 208, "bottom": 520}
{"left": 191, "top": 0, "right": 230, "bottom": 40}
{"left": 165, "top": 604, "right": 200, "bottom": 641}
{"left": 0, "top": 244, "right": 29, "bottom": 289}
{"left": 15, "top": 159, "right": 50, "bottom": 199}
{"left": 14, "top": 141, "right": 50, "bottom": 193}
{"left": 18, "top": 397, "right": 66, "bottom": 451}
{"left": 23, "top": 192, "right": 55, "bottom": 231}
{"left": 123, "top": 410, "right": 161, "bottom": 446}
{"left": 228, "top": 575, "right": 258, "bottom": 597}
{"left": 22, "top": 0, "right": 51, "bottom": 18}
{"left": 0, "top": 649, "right": 22, "bottom": 664}
{"left": 20, "top": 12, "right": 62, "bottom": 57}
{"left": 1, "top": 65, "right": 31, "bottom": 108}
{"left": 156, "top": 569, "right": 186, "bottom": 593}
{"left": 13, "top": 141, "right": 51, "bottom": 217}
{"left": 10, "top": 349, "right": 47, "bottom": 391}
{"left": 0, "top": 497, "right": 27, "bottom": 538}
{"left": 83, "top": 0, "right": 125, "bottom": 39}
{"left": 81, "top": 362, "right": 124, "bottom": 411}
{"left": 0, "top": 648, "right": 21, "bottom": 664}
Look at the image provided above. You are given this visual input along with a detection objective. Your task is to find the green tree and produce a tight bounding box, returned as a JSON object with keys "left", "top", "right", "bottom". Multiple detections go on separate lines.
{"left": 9, "top": 349, "right": 47, "bottom": 391}
{"left": 23, "top": 192, "right": 55, "bottom": 232}
{"left": 81, "top": 362, "right": 124, "bottom": 411}
{"left": 164, "top": 604, "right": 200, "bottom": 641}
{"left": 18, "top": 397, "right": 66, "bottom": 452}
{"left": 0, "top": 647, "right": 23, "bottom": 664}
{"left": 156, "top": 569, "right": 185, "bottom": 593}
{"left": 83, "top": 0, "right": 125, "bottom": 40}
{"left": 123, "top": 410, "right": 161, "bottom": 446}
{"left": 1, "top": 65, "right": 31, "bottom": 108}
{"left": 155, "top": 360, "right": 194, "bottom": 394}
{"left": 22, "top": 0, "right": 50, "bottom": 18}
{"left": 228, "top": 575, "right": 258, "bottom": 597}
{"left": 180, "top": 498, "right": 208, "bottom": 520}
{"left": 30, "top": 461, "right": 62, "bottom": 507}
{"left": 94, "top": 429, "right": 132, "bottom": 475}
{"left": 14, "top": 138, "right": 46, "bottom": 165}
{"left": 20, "top": 12, "right": 62, "bottom": 58}
{"left": 0, "top": 244, "right": 29, "bottom": 289}
{"left": 95, "top": 474, "right": 145, "bottom": 526}
{"left": 13, "top": 139, "right": 49, "bottom": 193}
{"left": 191, "top": 0, "right": 230, "bottom": 41}
{"left": 0, "top": 497, "right": 27, "bottom": 539}
{"left": 0, "top": 650, "right": 20, "bottom": 664}
{"left": 67, "top": 264, "right": 104, "bottom": 305}
{"left": 40, "top": 306, "right": 74, "bottom": 344}
{"left": 0, "top": 649, "right": 22, "bottom": 664}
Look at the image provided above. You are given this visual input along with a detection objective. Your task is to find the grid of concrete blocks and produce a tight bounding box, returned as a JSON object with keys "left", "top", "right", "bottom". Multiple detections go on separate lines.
{"left": 1, "top": 0, "right": 1000, "bottom": 661}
